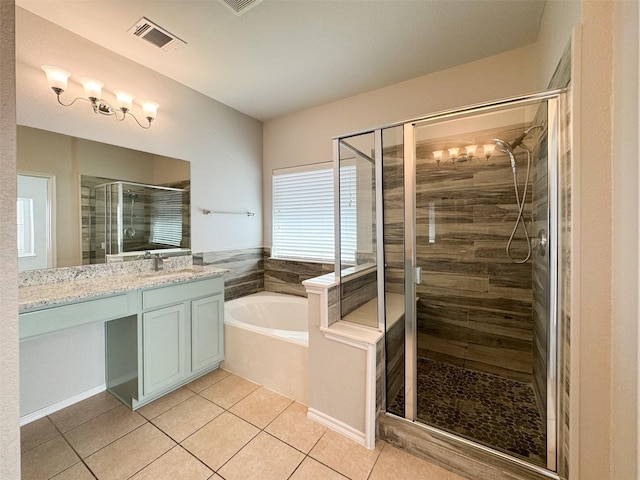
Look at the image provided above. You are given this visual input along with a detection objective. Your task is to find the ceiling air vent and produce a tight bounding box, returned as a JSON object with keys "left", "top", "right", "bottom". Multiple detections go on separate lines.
{"left": 128, "top": 17, "right": 186, "bottom": 53}
{"left": 220, "top": 0, "right": 264, "bottom": 16}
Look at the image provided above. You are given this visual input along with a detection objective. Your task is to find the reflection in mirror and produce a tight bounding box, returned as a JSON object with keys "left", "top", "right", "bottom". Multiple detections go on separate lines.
{"left": 337, "top": 132, "right": 378, "bottom": 328}
{"left": 17, "top": 173, "right": 54, "bottom": 271}
{"left": 86, "top": 179, "right": 190, "bottom": 264}
{"left": 17, "top": 126, "right": 190, "bottom": 270}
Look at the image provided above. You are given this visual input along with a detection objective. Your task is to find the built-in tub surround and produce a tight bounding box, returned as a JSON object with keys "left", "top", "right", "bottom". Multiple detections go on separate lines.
{"left": 194, "top": 247, "right": 334, "bottom": 300}
{"left": 222, "top": 292, "right": 309, "bottom": 404}
{"left": 194, "top": 248, "right": 264, "bottom": 300}
{"left": 263, "top": 247, "right": 333, "bottom": 297}
{"left": 303, "top": 273, "right": 382, "bottom": 449}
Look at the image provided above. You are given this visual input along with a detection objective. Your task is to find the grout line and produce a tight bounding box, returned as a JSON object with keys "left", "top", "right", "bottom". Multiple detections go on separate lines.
{"left": 51, "top": 397, "right": 122, "bottom": 436}
{"left": 175, "top": 443, "right": 217, "bottom": 478}
{"left": 50, "top": 420, "right": 99, "bottom": 480}
{"left": 123, "top": 440, "right": 179, "bottom": 480}
{"left": 364, "top": 440, "right": 387, "bottom": 480}
{"left": 32, "top": 371, "right": 369, "bottom": 480}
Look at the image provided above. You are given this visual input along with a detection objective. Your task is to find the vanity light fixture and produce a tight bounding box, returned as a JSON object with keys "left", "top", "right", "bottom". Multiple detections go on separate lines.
{"left": 432, "top": 150, "right": 444, "bottom": 167}
{"left": 429, "top": 143, "right": 496, "bottom": 168}
{"left": 41, "top": 65, "right": 159, "bottom": 129}
{"left": 483, "top": 143, "right": 496, "bottom": 159}
{"left": 447, "top": 147, "right": 460, "bottom": 161}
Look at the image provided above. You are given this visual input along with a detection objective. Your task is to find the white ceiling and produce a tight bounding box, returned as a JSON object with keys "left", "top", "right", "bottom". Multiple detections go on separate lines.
{"left": 16, "top": 0, "right": 546, "bottom": 121}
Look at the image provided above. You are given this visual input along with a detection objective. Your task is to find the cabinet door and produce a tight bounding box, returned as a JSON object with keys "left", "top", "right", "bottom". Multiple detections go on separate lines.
{"left": 191, "top": 294, "right": 224, "bottom": 373}
{"left": 143, "top": 304, "right": 186, "bottom": 396}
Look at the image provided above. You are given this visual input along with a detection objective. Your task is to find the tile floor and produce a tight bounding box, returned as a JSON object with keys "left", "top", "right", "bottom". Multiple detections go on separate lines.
{"left": 21, "top": 369, "right": 468, "bottom": 480}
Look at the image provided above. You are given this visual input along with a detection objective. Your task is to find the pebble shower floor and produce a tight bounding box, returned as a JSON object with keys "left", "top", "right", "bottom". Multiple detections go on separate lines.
{"left": 389, "top": 357, "right": 546, "bottom": 466}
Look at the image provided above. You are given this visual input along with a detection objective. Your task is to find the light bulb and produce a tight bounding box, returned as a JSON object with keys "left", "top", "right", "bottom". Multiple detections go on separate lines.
{"left": 79, "top": 77, "right": 103, "bottom": 100}
{"left": 448, "top": 147, "right": 459, "bottom": 160}
{"left": 483, "top": 143, "right": 496, "bottom": 158}
{"left": 41, "top": 65, "right": 70, "bottom": 92}
{"left": 114, "top": 90, "right": 135, "bottom": 112}
{"left": 465, "top": 144, "right": 478, "bottom": 157}
{"left": 142, "top": 101, "right": 159, "bottom": 121}
{"left": 432, "top": 150, "right": 444, "bottom": 162}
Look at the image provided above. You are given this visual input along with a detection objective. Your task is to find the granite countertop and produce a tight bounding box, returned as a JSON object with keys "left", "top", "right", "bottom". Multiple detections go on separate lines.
{"left": 19, "top": 265, "right": 227, "bottom": 312}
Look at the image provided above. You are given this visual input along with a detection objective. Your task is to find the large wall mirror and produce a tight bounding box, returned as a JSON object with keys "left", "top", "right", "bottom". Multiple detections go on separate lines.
{"left": 17, "top": 126, "right": 190, "bottom": 271}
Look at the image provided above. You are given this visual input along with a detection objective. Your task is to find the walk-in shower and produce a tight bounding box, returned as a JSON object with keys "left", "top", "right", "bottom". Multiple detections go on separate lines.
{"left": 88, "top": 180, "right": 190, "bottom": 263}
{"left": 334, "top": 90, "right": 570, "bottom": 479}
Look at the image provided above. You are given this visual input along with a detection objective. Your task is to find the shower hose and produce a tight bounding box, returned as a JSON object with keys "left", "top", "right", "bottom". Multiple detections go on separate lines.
{"left": 505, "top": 144, "right": 532, "bottom": 264}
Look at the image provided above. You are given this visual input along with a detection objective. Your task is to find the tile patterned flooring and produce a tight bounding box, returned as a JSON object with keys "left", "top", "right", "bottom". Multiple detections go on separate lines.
{"left": 389, "top": 358, "right": 546, "bottom": 466}
{"left": 21, "top": 369, "right": 468, "bottom": 480}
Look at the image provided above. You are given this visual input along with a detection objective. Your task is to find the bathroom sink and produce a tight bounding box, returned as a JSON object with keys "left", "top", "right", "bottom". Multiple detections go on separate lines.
{"left": 138, "top": 267, "right": 201, "bottom": 279}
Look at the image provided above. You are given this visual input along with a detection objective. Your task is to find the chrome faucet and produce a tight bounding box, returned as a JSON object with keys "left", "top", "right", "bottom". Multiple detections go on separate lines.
{"left": 153, "top": 253, "right": 168, "bottom": 271}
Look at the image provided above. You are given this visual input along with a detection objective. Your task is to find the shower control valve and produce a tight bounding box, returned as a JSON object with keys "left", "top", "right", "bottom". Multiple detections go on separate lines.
{"left": 532, "top": 230, "right": 548, "bottom": 257}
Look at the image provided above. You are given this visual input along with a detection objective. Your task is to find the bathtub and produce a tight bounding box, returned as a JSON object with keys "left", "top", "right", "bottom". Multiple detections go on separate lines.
{"left": 222, "top": 292, "right": 309, "bottom": 404}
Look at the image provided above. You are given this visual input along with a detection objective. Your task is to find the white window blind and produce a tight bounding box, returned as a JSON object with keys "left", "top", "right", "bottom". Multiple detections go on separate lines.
{"left": 150, "top": 190, "right": 183, "bottom": 247}
{"left": 272, "top": 164, "right": 356, "bottom": 263}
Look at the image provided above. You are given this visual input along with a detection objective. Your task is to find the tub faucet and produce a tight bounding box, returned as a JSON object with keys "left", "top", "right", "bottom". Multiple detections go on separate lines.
{"left": 153, "top": 253, "right": 168, "bottom": 271}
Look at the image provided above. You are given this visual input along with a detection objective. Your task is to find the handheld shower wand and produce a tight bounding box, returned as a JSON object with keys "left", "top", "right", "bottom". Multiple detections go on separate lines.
{"left": 492, "top": 124, "right": 545, "bottom": 263}
{"left": 493, "top": 132, "right": 536, "bottom": 264}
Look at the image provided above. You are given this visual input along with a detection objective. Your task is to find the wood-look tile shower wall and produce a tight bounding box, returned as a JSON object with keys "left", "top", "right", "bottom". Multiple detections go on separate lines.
{"left": 383, "top": 138, "right": 536, "bottom": 383}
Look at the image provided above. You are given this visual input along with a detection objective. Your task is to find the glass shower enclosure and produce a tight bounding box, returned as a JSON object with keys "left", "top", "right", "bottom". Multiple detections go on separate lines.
{"left": 89, "top": 181, "right": 190, "bottom": 263}
{"left": 335, "top": 91, "right": 569, "bottom": 478}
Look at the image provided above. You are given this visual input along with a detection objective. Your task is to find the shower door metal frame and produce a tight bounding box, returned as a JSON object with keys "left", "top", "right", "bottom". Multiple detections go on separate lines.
{"left": 401, "top": 90, "right": 564, "bottom": 478}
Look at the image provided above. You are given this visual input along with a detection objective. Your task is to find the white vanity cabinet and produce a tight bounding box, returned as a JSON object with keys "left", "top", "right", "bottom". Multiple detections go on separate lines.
{"left": 106, "top": 275, "right": 225, "bottom": 408}
{"left": 141, "top": 303, "right": 188, "bottom": 397}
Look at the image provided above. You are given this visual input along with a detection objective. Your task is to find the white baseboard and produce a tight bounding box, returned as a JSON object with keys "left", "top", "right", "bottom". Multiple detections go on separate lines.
{"left": 20, "top": 384, "right": 107, "bottom": 426}
{"left": 307, "top": 408, "right": 366, "bottom": 447}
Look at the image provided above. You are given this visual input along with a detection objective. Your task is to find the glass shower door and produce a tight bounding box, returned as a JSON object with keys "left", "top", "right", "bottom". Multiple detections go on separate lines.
{"left": 401, "top": 97, "right": 559, "bottom": 470}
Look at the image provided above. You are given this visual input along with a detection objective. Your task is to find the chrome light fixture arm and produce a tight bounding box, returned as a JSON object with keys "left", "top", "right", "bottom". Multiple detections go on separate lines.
{"left": 42, "top": 65, "right": 157, "bottom": 130}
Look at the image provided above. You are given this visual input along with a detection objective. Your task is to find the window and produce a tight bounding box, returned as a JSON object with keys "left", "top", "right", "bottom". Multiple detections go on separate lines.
{"left": 272, "top": 163, "right": 356, "bottom": 263}
{"left": 150, "top": 190, "right": 184, "bottom": 247}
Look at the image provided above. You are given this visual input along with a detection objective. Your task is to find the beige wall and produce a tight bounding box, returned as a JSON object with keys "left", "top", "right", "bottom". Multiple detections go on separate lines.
{"left": 16, "top": 7, "right": 263, "bottom": 253}
{"left": 535, "top": 0, "right": 581, "bottom": 90}
{"left": 0, "top": 2, "right": 20, "bottom": 478}
{"left": 263, "top": 43, "right": 541, "bottom": 247}
{"left": 610, "top": 1, "right": 639, "bottom": 478}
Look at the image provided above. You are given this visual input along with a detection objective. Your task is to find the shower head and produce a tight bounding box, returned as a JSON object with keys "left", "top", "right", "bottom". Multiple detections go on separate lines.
{"left": 492, "top": 138, "right": 518, "bottom": 172}
{"left": 127, "top": 190, "right": 138, "bottom": 200}
{"left": 493, "top": 138, "right": 512, "bottom": 154}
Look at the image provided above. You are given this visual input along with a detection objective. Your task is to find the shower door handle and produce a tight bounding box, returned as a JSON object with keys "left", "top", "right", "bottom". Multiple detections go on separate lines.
{"left": 414, "top": 266, "right": 422, "bottom": 284}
